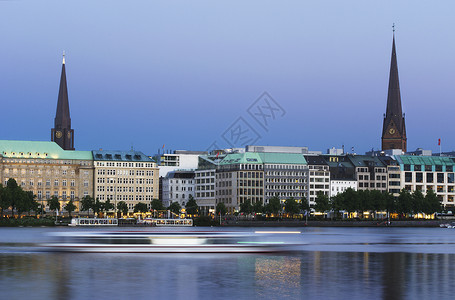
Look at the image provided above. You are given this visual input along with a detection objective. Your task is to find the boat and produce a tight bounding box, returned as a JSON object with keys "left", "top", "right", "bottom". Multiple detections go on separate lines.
{"left": 68, "top": 218, "right": 118, "bottom": 227}
{"left": 42, "top": 231, "right": 296, "bottom": 253}
{"left": 137, "top": 218, "right": 193, "bottom": 227}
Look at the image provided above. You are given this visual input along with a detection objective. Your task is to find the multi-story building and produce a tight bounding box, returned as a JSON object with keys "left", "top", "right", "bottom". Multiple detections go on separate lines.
{"left": 161, "top": 170, "right": 195, "bottom": 208}
{"left": 158, "top": 150, "right": 206, "bottom": 177}
{"left": 194, "top": 155, "right": 217, "bottom": 215}
{"left": 0, "top": 140, "right": 93, "bottom": 212}
{"left": 394, "top": 155, "right": 455, "bottom": 208}
{"left": 216, "top": 152, "right": 264, "bottom": 214}
{"left": 92, "top": 150, "right": 159, "bottom": 212}
{"left": 330, "top": 180, "right": 357, "bottom": 198}
{"left": 304, "top": 155, "right": 330, "bottom": 205}
{"left": 214, "top": 151, "right": 309, "bottom": 213}
{"left": 262, "top": 153, "right": 308, "bottom": 204}
{"left": 348, "top": 156, "right": 388, "bottom": 192}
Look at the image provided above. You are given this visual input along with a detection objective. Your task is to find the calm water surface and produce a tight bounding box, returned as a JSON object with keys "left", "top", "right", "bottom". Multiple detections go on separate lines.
{"left": 1, "top": 227, "right": 454, "bottom": 300}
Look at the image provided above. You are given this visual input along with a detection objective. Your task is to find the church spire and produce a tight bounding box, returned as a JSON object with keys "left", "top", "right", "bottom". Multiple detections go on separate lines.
{"left": 51, "top": 52, "right": 75, "bottom": 150}
{"left": 382, "top": 27, "right": 407, "bottom": 152}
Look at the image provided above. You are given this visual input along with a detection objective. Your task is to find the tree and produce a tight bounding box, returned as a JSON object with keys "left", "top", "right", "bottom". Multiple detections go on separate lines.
{"left": 134, "top": 202, "right": 148, "bottom": 213}
{"left": 412, "top": 190, "right": 425, "bottom": 214}
{"left": 314, "top": 192, "right": 330, "bottom": 215}
{"left": 343, "top": 188, "right": 359, "bottom": 215}
{"left": 168, "top": 202, "right": 181, "bottom": 215}
{"left": 284, "top": 197, "right": 300, "bottom": 217}
{"left": 151, "top": 199, "right": 164, "bottom": 211}
{"left": 253, "top": 201, "right": 264, "bottom": 214}
{"left": 117, "top": 201, "right": 129, "bottom": 216}
{"left": 185, "top": 195, "right": 199, "bottom": 216}
{"left": 81, "top": 195, "right": 95, "bottom": 216}
{"left": 424, "top": 190, "right": 441, "bottom": 215}
{"left": 370, "top": 190, "right": 385, "bottom": 217}
{"left": 265, "top": 196, "right": 281, "bottom": 216}
{"left": 101, "top": 199, "right": 114, "bottom": 214}
{"left": 65, "top": 200, "right": 77, "bottom": 217}
{"left": 397, "top": 189, "right": 413, "bottom": 217}
{"left": 216, "top": 202, "right": 227, "bottom": 216}
{"left": 92, "top": 199, "right": 102, "bottom": 216}
{"left": 0, "top": 184, "right": 7, "bottom": 218}
{"left": 48, "top": 196, "right": 60, "bottom": 217}
{"left": 239, "top": 199, "right": 253, "bottom": 215}
{"left": 5, "top": 178, "right": 20, "bottom": 217}
{"left": 384, "top": 192, "right": 396, "bottom": 216}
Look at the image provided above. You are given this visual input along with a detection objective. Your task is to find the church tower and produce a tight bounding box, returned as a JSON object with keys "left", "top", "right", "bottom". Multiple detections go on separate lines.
{"left": 51, "top": 53, "right": 75, "bottom": 150}
{"left": 382, "top": 29, "right": 407, "bottom": 152}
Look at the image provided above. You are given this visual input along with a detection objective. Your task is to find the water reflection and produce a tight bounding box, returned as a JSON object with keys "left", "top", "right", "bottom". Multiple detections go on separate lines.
{"left": 1, "top": 251, "right": 454, "bottom": 299}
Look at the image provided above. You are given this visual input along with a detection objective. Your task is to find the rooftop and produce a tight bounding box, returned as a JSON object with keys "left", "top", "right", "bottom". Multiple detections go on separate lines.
{"left": 0, "top": 140, "right": 92, "bottom": 160}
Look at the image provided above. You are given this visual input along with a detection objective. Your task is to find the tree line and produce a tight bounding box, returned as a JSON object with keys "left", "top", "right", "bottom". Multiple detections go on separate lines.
{"left": 316, "top": 188, "right": 442, "bottom": 218}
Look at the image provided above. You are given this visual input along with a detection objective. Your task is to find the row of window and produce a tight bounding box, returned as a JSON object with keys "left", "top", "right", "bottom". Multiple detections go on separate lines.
{"left": 195, "top": 172, "right": 215, "bottom": 177}
{"left": 403, "top": 165, "right": 453, "bottom": 172}
{"left": 37, "top": 190, "right": 88, "bottom": 200}
{"left": 404, "top": 172, "right": 455, "bottom": 184}
{"left": 96, "top": 162, "right": 155, "bottom": 168}
{"left": 195, "top": 192, "right": 215, "bottom": 198}
{"left": 96, "top": 169, "right": 154, "bottom": 176}
{"left": 4, "top": 169, "right": 89, "bottom": 176}
{"left": 5, "top": 179, "right": 88, "bottom": 187}
{"left": 97, "top": 178, "right": 154, "bottom": 184}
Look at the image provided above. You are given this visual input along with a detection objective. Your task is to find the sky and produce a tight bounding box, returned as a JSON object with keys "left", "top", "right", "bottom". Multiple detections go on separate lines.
{"left": 1, "top": 0, "right": 454, "bottom": 155}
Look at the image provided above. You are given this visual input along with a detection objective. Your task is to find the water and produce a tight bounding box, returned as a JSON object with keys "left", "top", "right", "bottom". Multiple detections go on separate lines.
{"left": 1, "top": 227, "right": 454, "bottom": 299}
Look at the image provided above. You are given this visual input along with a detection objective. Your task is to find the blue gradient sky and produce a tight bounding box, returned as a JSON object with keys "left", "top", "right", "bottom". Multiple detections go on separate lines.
{"left": 1, "top": 1, "right": 454, "bottom": 155}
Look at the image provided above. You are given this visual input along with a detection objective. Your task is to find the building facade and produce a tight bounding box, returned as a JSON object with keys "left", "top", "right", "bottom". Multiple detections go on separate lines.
{"left": 395, "top": 155, "right": 455, "bottom": 208}
{"left": 0, "top": 140, "right": 93, "bottom": 212}
{"left": 161, "top": 170, "right": 195, "bottom": 208}
{"left": 92, "top": 150, "right": 159, "bottom": 212}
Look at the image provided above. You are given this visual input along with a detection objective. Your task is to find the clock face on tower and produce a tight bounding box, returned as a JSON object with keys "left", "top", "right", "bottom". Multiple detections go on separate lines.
{"left": 389, "top": 128, "right": 396, "bottom": 135}
{"left": 55, "top": 131, "right": 62, "bottom": 138}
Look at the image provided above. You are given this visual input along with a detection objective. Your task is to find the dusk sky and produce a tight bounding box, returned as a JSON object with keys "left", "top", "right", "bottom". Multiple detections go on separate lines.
{"left": 1, "top": 1, "right": 454, "bottom": 155}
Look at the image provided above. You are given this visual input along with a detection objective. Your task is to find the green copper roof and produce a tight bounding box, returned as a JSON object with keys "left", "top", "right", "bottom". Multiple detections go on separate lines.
{"left": 395, "top": 155, "right": 455, "bottom": 166}
{"left": 219, "top": 152, "right": 262, "bottom": 165}
{"left": 0, "top": 140, "right": 93, "bottom": 160}
{"left": 218, "top": 152, "right": 307, "bottom": 165}
{"left": 257, "top": 152, "right": 307, "bottom": 164}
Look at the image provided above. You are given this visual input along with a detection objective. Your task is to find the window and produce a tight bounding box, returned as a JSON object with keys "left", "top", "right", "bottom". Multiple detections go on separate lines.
{"left": 449, "top": 173, "right": 454, "bottom": 184}
{"left": 427, "top": 173, "right": 434, "bottom": 183}
{"left": 71, "top": 180, "right": 75, "bottom": 187}
{"left": 54, "top": 180, "right": 59, "bottom": 186}
{"left": 416, "top": 173, "right": 423, "bottom": 183}
{"left": 437, "top": 173, "right": 444, "bottom": 183}
{"left": 62, "top": 180, "right": 67, "bottom": 187}
{"left": 405, "top": 172, "right": 412, "bottom": 183}
{"left": 70, "top": 191, "right": 75, "bottom": 200}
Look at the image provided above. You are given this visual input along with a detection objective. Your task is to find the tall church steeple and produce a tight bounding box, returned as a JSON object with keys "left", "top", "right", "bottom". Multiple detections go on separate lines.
{"left": 51, "top": 52, "right": 75, "bottom": 150}
{"left": 382, "top": 28, "right": 407, "bottom": 152}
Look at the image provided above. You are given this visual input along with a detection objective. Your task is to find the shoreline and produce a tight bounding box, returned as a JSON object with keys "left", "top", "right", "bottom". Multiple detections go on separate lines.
{"left": 220, "top": 220, "right": 447, "bottom": 227}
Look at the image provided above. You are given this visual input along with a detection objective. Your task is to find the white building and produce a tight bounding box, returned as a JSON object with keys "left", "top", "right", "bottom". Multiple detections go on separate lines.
{"left": 158, "top": 150, "right": 206, "bottom": 177}
{"left": 330, "top": 180, "right": 357, "bottom": 198}
{"left": 161, "top": 170, "right": 195, "bottom": 208}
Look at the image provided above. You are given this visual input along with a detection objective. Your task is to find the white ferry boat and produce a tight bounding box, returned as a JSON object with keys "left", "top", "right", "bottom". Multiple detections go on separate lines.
{"left": 43, "top": 231, "right": 294, "bottom": 253}
{"left": 138, "top": 218, "right": 193, "bottom": 227}
{"left": 69, "top": 218, "right": 118, "bottom": 227}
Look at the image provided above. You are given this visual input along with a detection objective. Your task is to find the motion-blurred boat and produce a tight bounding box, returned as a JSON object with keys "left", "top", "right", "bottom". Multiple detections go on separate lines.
{"left": 42, "top": 231, "right": 294, "bottom": 253}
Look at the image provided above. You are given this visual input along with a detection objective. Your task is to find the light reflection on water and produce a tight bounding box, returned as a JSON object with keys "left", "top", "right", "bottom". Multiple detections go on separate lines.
{"left": 1, "top": 227, "right": 455, "bottom": 299}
